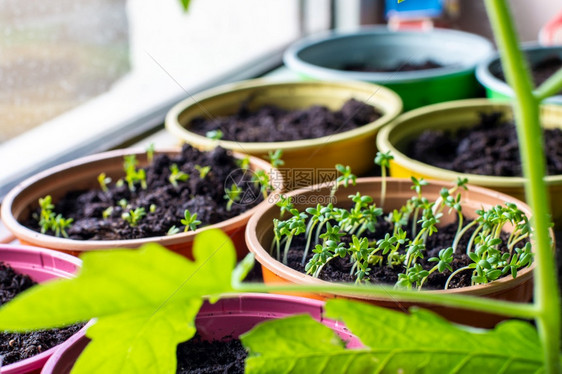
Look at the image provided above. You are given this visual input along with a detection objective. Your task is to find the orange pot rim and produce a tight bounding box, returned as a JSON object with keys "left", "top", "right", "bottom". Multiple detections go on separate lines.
{"left": 245, "top": 177, "right": 540, "bottom": 299}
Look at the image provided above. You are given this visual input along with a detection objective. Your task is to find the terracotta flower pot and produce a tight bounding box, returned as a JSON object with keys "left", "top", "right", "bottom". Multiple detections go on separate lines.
{"left": 40, "top": 294, "right": 362, "bottom": 374}
{"left": 283, "top": 26, "right": 493, "bottom": 110}
{"left": 1, "top": 148, "right": 282, "bottom": 260}
{"left": 245, "top": 177, "right": 539, "bottom": 328}
{"left": 376, "top": 98, "right": 562, "bottom": 227}
{"left": 165, "top": 79, "right": 402, "bottom": 188}
{"left": 0, "top": 244, "right": 85, "bottom": 374}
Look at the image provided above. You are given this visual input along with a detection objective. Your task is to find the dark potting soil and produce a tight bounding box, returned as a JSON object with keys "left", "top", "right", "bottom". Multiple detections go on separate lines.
{"left": 0, "top": 262, "right": 84, "bottom": 366}
{"left": 407, "top": 112, "right": 562, "bottom": 177}
{"left": 188, "top": 98, "right": 381, "bottom": 143}
{"left": 25, "top": 145, "right": 263, "bottom": 240}
{"left": 285, "top": 217, "right": 521, "bottom": 290}
{"left": 176, "top": 335, "right": 246, "bottom": 374}
{"left": 493, "top": 54, "right": 562, "bottom": 95}
{"left": 342, "top": 60, "right": 444, "bottom": 73}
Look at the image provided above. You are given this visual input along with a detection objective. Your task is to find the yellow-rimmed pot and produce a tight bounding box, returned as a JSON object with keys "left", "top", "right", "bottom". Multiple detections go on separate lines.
{"left": 165, "top": 79, "right": 402, "bottom": 189}
{"left": 376, "top": 99, "right": 562, "bottom": 227}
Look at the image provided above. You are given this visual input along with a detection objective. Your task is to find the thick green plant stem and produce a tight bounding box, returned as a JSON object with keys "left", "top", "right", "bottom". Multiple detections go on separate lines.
{"left": 484, "top": 0, "right": 561, "bottom": 372}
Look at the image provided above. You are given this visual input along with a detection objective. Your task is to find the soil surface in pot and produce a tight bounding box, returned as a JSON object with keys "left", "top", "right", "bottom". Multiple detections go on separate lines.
{"left": 407, "top": 112, "right": 562, "bottom": 176}
{"left": 188, "top": 98, "right": 381, "bottom": 143}
{"left": 176, "top": 335, "right": 246, "bottom": 374}
{"left": 284, "top": 216, "right": 523, "bottom": 290}
{"left": 0, "top": 262, "right": 84, "bottom": 365}
{"left": 25, "top": 145, "right": 264, "bottom": 240}
{"left": 493, "top": 54, "right": 562, "bottom": 95}
{"left": 342, "top": 60, "right": 443, "bottom": 73}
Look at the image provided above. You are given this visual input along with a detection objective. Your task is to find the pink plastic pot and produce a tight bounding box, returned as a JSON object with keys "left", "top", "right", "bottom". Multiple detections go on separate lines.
{"left": 41, "top": 294, "right": 362, "bottom": 374}
{"left": 0, "top": 244, "right": 83, "bottom": 374}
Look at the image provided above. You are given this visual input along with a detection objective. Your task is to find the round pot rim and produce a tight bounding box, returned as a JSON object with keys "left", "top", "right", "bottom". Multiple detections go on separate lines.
{"left": 164, "top": 79, "right": 403, "bottom": 152}
{"left": 40, "top": 293, "right": 350, "bottom": 374}
{"left": 376, "top": 98, "right": 562, "bottom": 187}
{"left": 283, "top": 26, "right": 494, "bottom": 83}
{"left": 1, "top": 147, "right": 282, "bottom": 251}
{"left": 475, "top": 43, "right": 562, "bottom": 104}
{"left": 246, "top": 177, "right": 537, "bottom": 298}
{"left": 0, "top": 243, "right": 88, "bottom": 374}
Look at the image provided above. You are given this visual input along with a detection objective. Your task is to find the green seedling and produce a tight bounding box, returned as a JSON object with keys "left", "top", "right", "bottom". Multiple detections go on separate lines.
{"left": 123, "top": 155, "right": 147, "bottom": 191}
{"left": 251, "top": 170, "right": 272, "bottom": 199}
{"left": 102, "top": 206, "right": 113, "bottom": 220}
{"left": 52, "top": 214, "right": 73, "bottom": 238}
{"left": 374, "top": 150, "right": 393, "bottom": 209}
{"left": 166, "top": 225, "right": 180, "bottom": 236}
{"left": 205, "top": 129, "right": 223, "bottom": 140}
{"left": 121, "top": 207, "right": 146, "bottom": 227}
{"left": 118, "top": 199, "right": 129, "bottom": 209}
{"left": 180, "top": 209, "right": 201, "bottom": 232}
{"left": 330, "top": 164, "right": 356, "bottom": 197}
{"left": 267, "top": 149, "right": 284, "bottom": 168}
{"left": 236, "top": 156, "right": 251, "bottom": 170}
{"left": 34, "top": 195, "right": 73, "bottom": 237}
{"left": 224, "top": 183, "right": 242, "bottom": 212}
{"left": 168, "top": 163, "right": 189, "bottom": 188}
{"left": 146, "top": 142, "right": 155, "bottom": 164}
{"left": 97, "top": 173, "right": 112, "bottom": 193}
{"left": 194, "top": 165, "right": 211, "bottom": 179}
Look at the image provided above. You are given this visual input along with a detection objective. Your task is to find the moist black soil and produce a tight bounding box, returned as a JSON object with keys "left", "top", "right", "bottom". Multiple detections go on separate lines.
{"left": 407, "top": 112, "right": 562, "bottom": 176}
{"left": 188, "top": 98, "right": 381, "bottom": 143}
{"left": 342, "top": 60, "right": 443, "bottom": 73}
{"left": 0, "top": 262, "right": 84, "bottom": 366}
{"left": 285, "top": 217, "right": 522, "bottom": 290}
{"left": 493, "top": 54, "right": 562, "bottom": 95}
{"left": 25, "top": 145, "right": 263, "bottom": 240}
{"left": 176, "top": 335, "right": 246, "bottom": 374}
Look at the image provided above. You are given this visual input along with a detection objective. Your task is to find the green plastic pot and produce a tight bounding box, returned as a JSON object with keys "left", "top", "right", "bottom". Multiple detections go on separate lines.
{"left": 476, "top": 44, "right": 562, "bottom": 105}
{"left": 376, "top": 98, "right": 562, "bottom": 227}
{"left": 283, "top": 26, "right": 493, "bottom": 111}
{"left": 165, "top": 79, "right": 402, "bottom": 188}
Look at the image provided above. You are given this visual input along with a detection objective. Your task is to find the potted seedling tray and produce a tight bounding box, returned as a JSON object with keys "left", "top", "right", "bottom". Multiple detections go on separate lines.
{"left": 1, "top": 145, "right": 282, "bottom": 259}
{"left": 165, "top": 79, "right": 402, "bottom": 188}
{"left": 40, "top": 294, "right": 362, "bottom": 374}
{"left": 245, "top": 177, "right": 540, "bottom": 328}
{"left": 476, "top": 44, "right": 562, "bottom": 104}
{"left": 283, "top": 26, "right": 493, "bottom": 111}
{"left": 0, "top": 244, "right": 85, "bottom": 374}
{"left": 376, "top": 98, "right": 562, "bottom": 227}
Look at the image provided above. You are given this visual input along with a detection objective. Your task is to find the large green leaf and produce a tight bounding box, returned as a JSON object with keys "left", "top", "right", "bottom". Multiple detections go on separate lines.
{"left": 242, "top": 299, "right": 546, "bottom": 374}
{"left": 73, "top": 300, "right": 202, "bottom": 374}
{"left": 242, "top": 314, "right": 380, "bottom": 374}
{"left": 0, "top": 229, "right": 236, "bottom": 374}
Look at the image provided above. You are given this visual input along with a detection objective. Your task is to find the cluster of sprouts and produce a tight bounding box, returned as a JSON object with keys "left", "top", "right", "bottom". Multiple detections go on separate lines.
{"left": 271, "top": 153, "right": 533, "bottom": 290}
